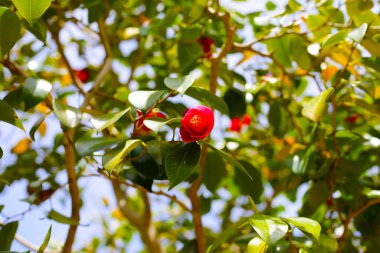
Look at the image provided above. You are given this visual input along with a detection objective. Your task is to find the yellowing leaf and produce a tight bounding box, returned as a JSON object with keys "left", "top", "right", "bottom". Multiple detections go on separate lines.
{"left": 321, "top": 66, "right": 339, "bottom": 81}
{"left": 38, "top": 121, "right": 47, "bottom": 137}
{"left": 36, "top": 103, "right": 50, "bottom": 113}
{"left": 235, "top": 50, "right": 256, "bottom": 66}
{"left": 12, "top": 138, "right": 31, "bottom": 154}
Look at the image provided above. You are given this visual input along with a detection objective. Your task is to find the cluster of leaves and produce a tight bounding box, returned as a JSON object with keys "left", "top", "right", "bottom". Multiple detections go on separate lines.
{"left": 1, "top": 0, "right": 380, "bottom": 252}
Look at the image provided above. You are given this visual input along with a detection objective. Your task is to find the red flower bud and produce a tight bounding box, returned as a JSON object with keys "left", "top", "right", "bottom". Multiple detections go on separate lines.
{"left": 229, "top": 114, "right": 251, "bottom": 132}
{"left": 74, "top": 68, "right": 90, "bottom": 83}
{"left": 345, "top": 114, "right": 360, "bottom": 124}
{"left": 135, "top": 109, "right": 166, "bottom": 135}
{"left": 180, "top": 105, "right": 214, "bottom": 142}
{"left": 229, "top": 117, "right": 242, "bottom": 132}
{"left": 198, "top": 36, "right": 214, "bottom": 59}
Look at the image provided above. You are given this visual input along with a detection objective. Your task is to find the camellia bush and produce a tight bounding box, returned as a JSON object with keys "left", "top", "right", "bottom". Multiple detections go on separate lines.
{"left": 1, "top": 0, "right": 380, "bottom": 252}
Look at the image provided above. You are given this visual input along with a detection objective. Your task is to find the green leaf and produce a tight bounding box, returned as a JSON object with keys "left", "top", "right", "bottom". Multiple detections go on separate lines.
{"left": 143, "top": 117, "right": 180, "bottom": 132}
{"left": 203, "top": 151, "right": 227, "bottom": 193}
{"left": 302, "top": 88, "right": 334, "bottom": 122}
{"left": 248, "top": 196, "right": 259, "bottom": 213}
{"left": 52, "top": 99, "right": 82, "bottom": 128}
{"left": 128, "top": 90, "right": 166, "bottom": 110}
{"left": 322, "top": 31, "right": 347, "bottom": 48}
{"left": 90, "top": 108, "right": 130, "bottom": 132}
{"left": 22, "top": 19, "right": 46, "bottom": 43}
{"left": 12, "top": 0, "right": 51, "bottom": 25}
{"left": 365, "top": 190, "right": 380, "bottom": 199}
{"left": 178, "top": 42, "right": 203, "bottom": 74}
{"left": 29, "top": 114, "right": 46, "bottom": 141}
{"left": 164, "top": 74, "right": 195, "bottom": 95}
{"left": 317, "top": 234, "right": 338, "bottom": 252}
{"left": 249, "top": 214, "right": 288, "bottom": 244}
{"left": 23, "top": 78, "right": 52, "bottom": 110}
{"left": 207, "top": 217, "right": 249, "bottom": 253}
{"left": 0, "top": 7, "right": 21, "bottom": 58}
{"left": 348, "top": 23, "right": 368, "bottom": 43}
{"left": 281, "top": 217, "right": 321, "bottom": 240}
{"left": 165, "top": 142, "right": 201, "bottom": 189}
{"left": 186, "top": 87, "right": 229, "bottom": 115}
{"left": 223, "top": 88, "right": 246, "bottom": 117}
{"left": 0, "top": 147, "right": 3, "bottom": 159}
{"left": 47, "top": 210, "right": 79, "bottom": 225}
{"left": 291, "top": 35, "right": 311, "bottom": 70}
{"left": 75, "top": 137, "right": 121, "bottom": 156}
{"left": 0, "top": 221, "right": 18, "bottom": 250}
{"left": 104, "top": 139, "right": 143, "bottom": 172}
{"left": 233, "top": 160, "right": 263, "bottom": 202}
{"left": 0, "top": 99, "right": 25, "bottom": 130}
{"left": 292, "top": 145, "right": 316, "bottom": 175}
{"left": 202, "top": 142, "right": 252, "bottom": 180}
{"left": 37, "top": 225, "right": 52, "bottom": 253}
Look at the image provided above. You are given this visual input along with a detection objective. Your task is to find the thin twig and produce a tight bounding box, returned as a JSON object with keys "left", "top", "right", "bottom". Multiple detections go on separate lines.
{"left": 62, "top": 128, "right": 80, "bottom": 253}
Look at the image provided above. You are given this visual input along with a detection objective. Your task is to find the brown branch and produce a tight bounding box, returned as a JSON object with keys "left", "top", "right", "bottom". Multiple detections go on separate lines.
{"left": 111, "top": 180, "right": 163, "bottom": 253}
{"left": 80, "top": 57, "right": 112, "bottom": 111}
{"left": 62, "top": 128, "right": 80, "bottom": 253}
{"left": 188, "top": 144, "right": 208, "bottom": 253}
{"left": 0, "top": 57, "right": 27, "bottom": 77}
{"left": 208, "top": 7, "right": 236, "bottom": 93}
{"left": 50, "top": 29, "right": 85, "bottom": 95}
{"left": 337, "top": 198, "right": 380, "bottom": 253}
{"left": 331, "top": 43, "right": 356, "bottom": 154}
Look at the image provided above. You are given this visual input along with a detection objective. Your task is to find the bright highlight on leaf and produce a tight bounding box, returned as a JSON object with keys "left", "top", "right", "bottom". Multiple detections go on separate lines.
{"left": 12, "top": 0, "right": 51, "bottom": 25}
{"left": 302, "top": 88, "right": 334, "bottom": 122}
{"left": 91, "top": 108, "right": 130, "bottom": 132}
{"left": 164, "top": 73, "right": 195, "bottom": 95}
{"left": 128, "top": 90, "right": 166, "bottom": 110}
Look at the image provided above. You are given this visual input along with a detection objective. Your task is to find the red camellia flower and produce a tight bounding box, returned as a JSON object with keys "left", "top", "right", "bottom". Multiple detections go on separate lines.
{"left": 229, "top": 114, "right": 251, "bottom": 132}
{"left": 180, "top": 105, "right": 214, "bottom": 142}
{"left": 74, "top": 68, "right": 90, "bottom": 83}
{"left": 134, "top": 109, "right": 166, "bottom": 135}
{"left": 197, "top": 36, "right": 214, "bottom": 59}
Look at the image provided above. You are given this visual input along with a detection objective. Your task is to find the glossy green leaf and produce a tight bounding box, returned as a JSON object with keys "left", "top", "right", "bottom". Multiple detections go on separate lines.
{"left": 186, "top": 87, "right": 229, "bottom": 115}
{"left": 23, "top": 78, "right": 52, "bottom": 110}
{"left": 128, "top": 90, "right": 166, "bottom": 110}
{"left": 75, "top": 137, "right": 121, "bottom": 156}
{"left": 90, "top": 108, "right": 130, "bottom": 132}
{"left": 12, "top": 0, "right": 51, "bottom": 25}
{"left": 22, "top": 19, "right": 46, "bottom": 43}
{"left": 281, "top": 217, "right": 321, "bottom": 240}
{"left": 52, "top": 99, "right": 82, "bottom": 128}
{"left": 366, "top": 190, "right": 380, "bottom": 199}
{"left": 164, "top": 74, "right": 195, "bottom": 95}
{"left": 47, "top": 210, "right": 79, "bottom": 225}
{"left": 0, "top": 7, "right": 20, "bottom": 58}
{"left": 291, "top": 35, "right": 311, "bottom": 70}
{"left": 37, "top": 225, "right": 52, "bottom": 253}
{"left": 0, "top": 221, "right": 18, "bottom": 250}
{"left": 29, "top": 114, "right": 46, "bottom": 141}
{"left": 233, "top": 160, "right": 263, "bottom": 202}
{"left": 322, "top": 31, "right": 347, "bottom": 48}
{"left": 302, "top": 88, "right": 334, "bottom": 122}
{"left": 317, "top": 234, "right": 338, "bottom": 252}
{"left": 202, "top": 142, "right": 252, "bottom": 180}
{"left": 0, "top": 147, "right": 3, "bottom": 159}
{"left": 0, "top": 99, "right": 25, "bottom": 130}
{"left": 165, "top": 142, "right": 201, "bottom": 189}
{"left": 178, "top": 42, "right": 203, "bottom": 74}
{"left": 143, "top": 117, "right": 180, "bottom": 132}
{"left": 203, "top": 151, "right": 227, "bottom": 193}
{"left": 223, "top": 88, "right": 246, "bottom": 117}
{"left": 104, "top": 139, "right": 143, "bottom": 172}
{"left": 348, "top": 23, "right": 368, "bottom": 43}
{"left": 207, "top": 217, "right": 249, "bottom": 253}
{"left": 249, "top": 215, "right": 288, "bottom": 244}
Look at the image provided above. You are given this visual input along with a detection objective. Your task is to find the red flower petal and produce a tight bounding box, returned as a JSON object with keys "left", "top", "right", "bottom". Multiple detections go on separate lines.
{"left": 180, "top": 105, "right": 214, "bottom": 142}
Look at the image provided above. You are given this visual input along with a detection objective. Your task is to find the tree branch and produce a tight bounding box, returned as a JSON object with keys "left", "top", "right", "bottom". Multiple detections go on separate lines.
{"left": 62, "top": 128, "right": 80, "bottom": 253}
{"left": 188, "top": 144, "right": 208, "bottom": 253}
